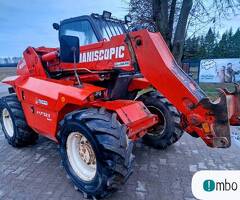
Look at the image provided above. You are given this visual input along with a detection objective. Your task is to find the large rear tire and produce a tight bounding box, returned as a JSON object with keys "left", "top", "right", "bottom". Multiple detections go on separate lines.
{"left": 0, "top": 94, "right": 38, "bottom": 147}
{"left": 58, "top": 108, "right": 134, "bottom": 199}
{"left": 138, "top": 91, "right": 183, "bottom": 149}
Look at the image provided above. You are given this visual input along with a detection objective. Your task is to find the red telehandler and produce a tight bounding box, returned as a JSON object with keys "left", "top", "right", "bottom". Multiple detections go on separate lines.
{"left": 1, "top": 11, "right": 240, "bottom": 199}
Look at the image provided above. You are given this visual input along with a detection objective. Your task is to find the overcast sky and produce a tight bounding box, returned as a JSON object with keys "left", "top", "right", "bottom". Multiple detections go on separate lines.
{"left": 0, "top": 0, "right": 129, "bottom": 57}
{"left": 0, "top": 0, "right": 239, "bottom": 57}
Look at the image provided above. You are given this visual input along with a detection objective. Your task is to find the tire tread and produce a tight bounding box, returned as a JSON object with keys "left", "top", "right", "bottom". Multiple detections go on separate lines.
{"left": 139, "top": 91, "right": 184, "bottom": 149}
{"left": 0, "top": 94, "right": 38, "bottom": 147}
{"left": 59, "top": 108, "right": 134, "bottom": 199}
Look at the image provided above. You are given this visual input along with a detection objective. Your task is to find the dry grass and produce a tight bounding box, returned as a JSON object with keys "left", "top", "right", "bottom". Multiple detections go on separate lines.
{"left": 0, "top": 67, "right": 16, "bottom": 81}
{"left": 199, "top": 83, "right": 235, "bottom": 100}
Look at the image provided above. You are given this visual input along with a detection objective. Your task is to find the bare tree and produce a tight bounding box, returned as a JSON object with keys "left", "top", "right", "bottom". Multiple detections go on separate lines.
{"left": 172, "top": 0, "right": 193, "bottom": 64}
{"left": 168, "top": 0, "right": 177, "bottom": 46}
{"left": 152, "top": 0, "right": 169, "bottom": 45}
{"left": 128, "top": 0, "right": 240, "bottom": 65}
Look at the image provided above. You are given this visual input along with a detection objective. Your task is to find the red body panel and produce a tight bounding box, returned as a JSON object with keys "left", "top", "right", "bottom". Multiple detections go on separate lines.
{"left": 3, "top": 75, "right": 156, "bottom": 142}
{"left": 93, "top": 100, "right": 158, "bottom": 140}
{"left": 48, "top": 35, "right": 134, "bottom": 73}
{"left": 130, "top": 31, "right": 202, "bottom": 113}
{"left": 4, "top": 76, "right": 106, "bottom": 141}
{"left": 128, "top": 78, "right": 151, "bottom": 92}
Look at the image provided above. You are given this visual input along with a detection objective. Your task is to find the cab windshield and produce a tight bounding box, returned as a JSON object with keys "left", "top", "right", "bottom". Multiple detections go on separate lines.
{"left": 60, "top": 20, "right": 98, "bottom": 46}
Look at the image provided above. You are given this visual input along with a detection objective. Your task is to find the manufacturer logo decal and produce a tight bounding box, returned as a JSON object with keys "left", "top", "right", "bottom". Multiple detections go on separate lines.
{"left": 36, "top": 99, "right": 48, "bottom": 106}
{"left": 80, "top": 46, "right": 125, "bottom": 63}
{"left": 114, "top": 61, "right": 130, "bottom": 68}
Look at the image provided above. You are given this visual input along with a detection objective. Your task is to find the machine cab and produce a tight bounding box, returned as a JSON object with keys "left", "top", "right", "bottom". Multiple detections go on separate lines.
{"left": 54, "top": 11, "right": 129, "bottom": 47}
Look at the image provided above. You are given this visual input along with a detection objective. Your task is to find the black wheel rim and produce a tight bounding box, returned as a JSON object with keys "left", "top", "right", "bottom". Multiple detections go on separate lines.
{"left": 147, "top": 106, "right": 166, "bottom": 137}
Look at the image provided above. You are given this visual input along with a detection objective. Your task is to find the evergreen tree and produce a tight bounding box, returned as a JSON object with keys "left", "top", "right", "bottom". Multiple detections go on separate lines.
{"left": 231, "top": 28, "right": 240, "bottom": 57}
{"left": 204, "top": 28, "right": 216, "bottom": 58}
{"left": 184, "top": 27, "right": 240, "bottom": 60}
{"left": 226, "top": 28, "right": 235, "bottom": 58}
{"left": 198, "top": 36, "right": 206, "bottom": 59}
{"left": 184, "top": 36, "right": 200, "bottom": 59}
{"left": 217, "top": 31, "right": 229, "bottom": 58}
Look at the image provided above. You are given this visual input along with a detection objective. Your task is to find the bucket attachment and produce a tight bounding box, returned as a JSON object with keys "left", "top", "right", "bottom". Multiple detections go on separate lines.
{"left": 196, "top": 84, "right": 240, "bottom": 148}
{"left": 198, "top": 94, "right": 230, "bottom": 148}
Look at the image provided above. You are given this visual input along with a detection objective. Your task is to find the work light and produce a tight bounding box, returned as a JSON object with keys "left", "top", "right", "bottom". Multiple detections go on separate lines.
{"left": 102, "top": 11, "right": 112, "bottom": 19}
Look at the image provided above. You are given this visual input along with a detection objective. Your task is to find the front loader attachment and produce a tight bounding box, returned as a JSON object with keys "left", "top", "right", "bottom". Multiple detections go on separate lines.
{"left": 196, "top": 93, "right": 231, "bottom": 148}
{"left": 128, "top": 30, "right": 240, "bottom": 148}
{"left": 194, "top": 84, "right": 240, "bottom": 148}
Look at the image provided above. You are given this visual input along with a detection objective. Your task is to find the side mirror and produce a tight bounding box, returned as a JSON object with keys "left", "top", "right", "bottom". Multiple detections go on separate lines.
{"left": 52, "top": 23, "right": 60, "bottom": 30}
{"left": 59, "top": 35, "right": 80, "bottom": 63}
{"left": 125, "top": 15, "right": 132, "bottom": 24}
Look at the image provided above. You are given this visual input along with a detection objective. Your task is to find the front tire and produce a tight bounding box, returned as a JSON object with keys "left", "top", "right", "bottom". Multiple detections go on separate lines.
{"left": 58, "top": 108, "right": 134, "bottom": 199}
{"left": 138, "top": 91, "right": 183, "bottom": 149}
{"left": 0, "top": 94, "right": 38, "bottom": 147}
